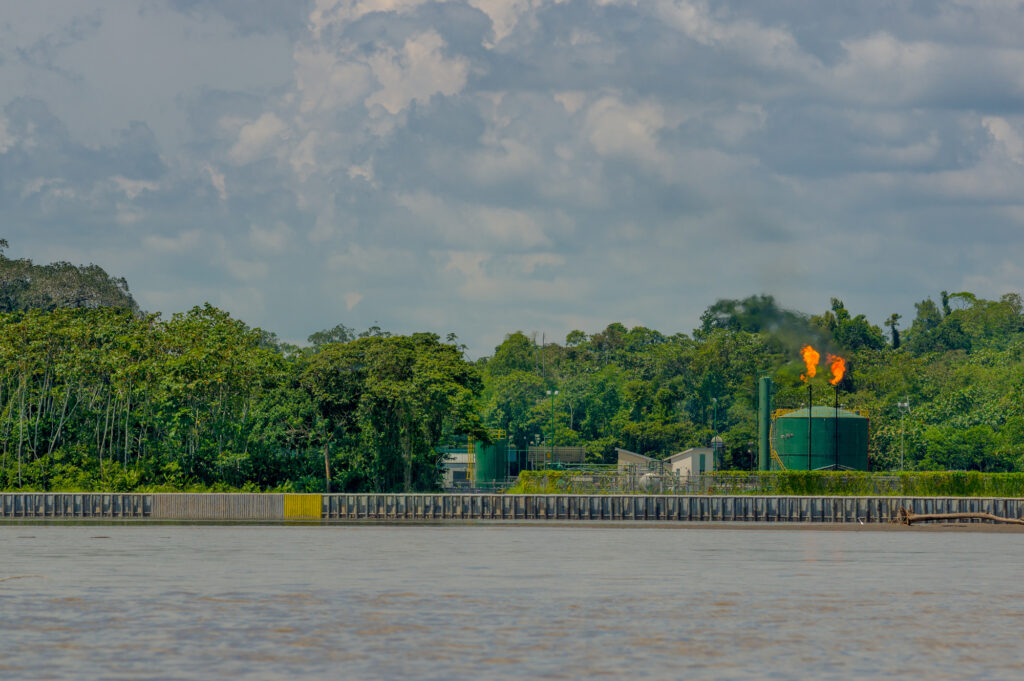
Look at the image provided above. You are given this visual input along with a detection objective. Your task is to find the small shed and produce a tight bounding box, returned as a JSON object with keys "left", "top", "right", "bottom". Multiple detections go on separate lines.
{"left": 615, "top": 448, "right": 663, "bottom": 472}
{"left": 442, "top": 451, "right": 470, "bottom": 488}
{"left": 663, "top": 447, "right": 716, "bottom": 477}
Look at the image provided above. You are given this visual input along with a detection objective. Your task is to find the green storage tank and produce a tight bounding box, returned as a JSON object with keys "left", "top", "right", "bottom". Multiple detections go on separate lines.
{"left": 770, "top": 406, "right": 869, "bottom": 471}
{"left": 472, "top": 438, "right": 508, "bottom": 485}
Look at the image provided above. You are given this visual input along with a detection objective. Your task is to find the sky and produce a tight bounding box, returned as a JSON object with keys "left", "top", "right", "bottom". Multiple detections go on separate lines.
{"left": 2, "top": 0, "right": 1024, "bottom": 356}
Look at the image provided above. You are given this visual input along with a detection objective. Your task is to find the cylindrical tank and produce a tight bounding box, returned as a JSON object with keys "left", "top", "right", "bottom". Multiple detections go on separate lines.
{"left": 473, "top": 438, "right": 508, "bottom": 484}
{"left": 771, "top": 406, "right": 868, "bottom": 471}
{"left": 639, "top": 473, "right": 660, "bottom": 492}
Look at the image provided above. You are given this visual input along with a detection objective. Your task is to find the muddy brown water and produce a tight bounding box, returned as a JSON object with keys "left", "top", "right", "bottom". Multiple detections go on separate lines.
{"left": 1, "top": 525, "right": 1022, "bottom": 679}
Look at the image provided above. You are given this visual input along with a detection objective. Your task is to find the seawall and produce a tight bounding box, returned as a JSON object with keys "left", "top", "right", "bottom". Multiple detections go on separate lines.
{"left": 1, "top": 493, "right": 1023, "bottom": 523}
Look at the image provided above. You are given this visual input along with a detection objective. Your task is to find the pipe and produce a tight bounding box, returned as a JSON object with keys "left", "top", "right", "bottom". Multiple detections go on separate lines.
{"left": 758, "top": 376, "right": 772, "bottom": 471}
{"left": 834, "top": 387, "right": 840, "bottom": 470}
{"left": 807, "top": 384, "right": 813, "bottom": 470}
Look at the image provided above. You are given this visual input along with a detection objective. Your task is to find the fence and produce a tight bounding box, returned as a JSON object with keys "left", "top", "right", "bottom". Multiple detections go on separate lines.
{"left": 509, "top": 470, "right": 1024, "bottom": 496}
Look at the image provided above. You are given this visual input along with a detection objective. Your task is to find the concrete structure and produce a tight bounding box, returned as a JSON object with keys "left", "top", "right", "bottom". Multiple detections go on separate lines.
{"left": 663, "top": 448, "right": 716, "bottom": 477}
{"left": 2, "top": 492, "right": 1023, "bottom": 524}
{"left": 442, "top": 451, "right": 470, "bottom": 488}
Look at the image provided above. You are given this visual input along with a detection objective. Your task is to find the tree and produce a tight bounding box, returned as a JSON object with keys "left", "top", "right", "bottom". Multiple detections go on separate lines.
{"left": 481, "top": 370, "right": 546, "bottom": 450}
{"left": 486, "top": 332, "right": 537, "bottom": 376}
{"left": 308, "top": 323, "right": 354, "bottom": 347}
{"left": 699, "top": 294, "right": 806, "bottom": 335}
{"left": 301, "top": 334, "right": 483, "bottom": 492}
{"left": 812, "top": 299, "right": 886, "bottom": 351}
{"left": 885, "top": 313, "right": 902, "bottom": 349}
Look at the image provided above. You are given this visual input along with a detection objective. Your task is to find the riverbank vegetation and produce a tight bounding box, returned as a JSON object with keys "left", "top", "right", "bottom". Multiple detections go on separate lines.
{"left": 3, "top": 244, "right": 1024, "bottom": 491}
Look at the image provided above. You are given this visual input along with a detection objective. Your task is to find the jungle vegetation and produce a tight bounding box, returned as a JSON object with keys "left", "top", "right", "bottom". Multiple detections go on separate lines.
{"left": 2, "top": 244, "right": 1024, "bottom": 491}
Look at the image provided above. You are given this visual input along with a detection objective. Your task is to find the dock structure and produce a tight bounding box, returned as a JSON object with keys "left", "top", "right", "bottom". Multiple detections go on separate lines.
{"left": 1, "top": 493, "right": 1024, "bottom": 523}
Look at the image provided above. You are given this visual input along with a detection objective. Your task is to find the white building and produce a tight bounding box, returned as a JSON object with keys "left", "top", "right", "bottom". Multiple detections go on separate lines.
{"left": 442, "top": 451, "right": 470, "bottom": 488}
{"left": 663, "top": 447, "right": 716, "bottom": 477}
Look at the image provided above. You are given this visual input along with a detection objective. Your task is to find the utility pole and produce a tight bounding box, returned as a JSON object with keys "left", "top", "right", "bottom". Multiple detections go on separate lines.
{"left": 898, "top": 400, "right": 910, "bottom": 471}
{"left": 547, "top": 389, "right": 559, "bottom": 465}
{"left": 711, "top": 397, "right": 718, "bottom": 469}
{"left": 711, "top": 397, "right": 718, "bottom": 441}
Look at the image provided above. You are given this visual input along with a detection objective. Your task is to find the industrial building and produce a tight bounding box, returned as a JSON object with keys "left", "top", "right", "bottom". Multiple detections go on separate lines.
{"left": 615, "top": 448, "right": 661, "bottom": 471}
{"left": 442, "top": 433, "right": 591, "bottom": 490}
{"left": 663, "top": 447, "right": 717, "bottom": 476}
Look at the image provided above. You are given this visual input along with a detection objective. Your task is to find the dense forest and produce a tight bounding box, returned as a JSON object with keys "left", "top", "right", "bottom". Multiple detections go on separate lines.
{"left": 2, "top": 242, "right": 1023, "bottom": 491}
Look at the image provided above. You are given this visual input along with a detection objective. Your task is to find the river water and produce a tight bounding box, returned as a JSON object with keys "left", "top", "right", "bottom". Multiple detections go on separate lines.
{"left": 1, "top": 524, "right": 1022, "bottom": 680}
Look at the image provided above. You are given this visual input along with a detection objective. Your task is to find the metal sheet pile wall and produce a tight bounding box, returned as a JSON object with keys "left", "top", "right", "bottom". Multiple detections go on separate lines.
{"left": 0, "top": 493, "right": 149, "bottom": 518}
{"left": 150, "top": 493, "right": 284, "bottom": 520}
{"left": 1, "top": 493, "right": 1022, "bottom": 522}
{"left": 321, "top": 494, "right": 1024, "bottom": 523}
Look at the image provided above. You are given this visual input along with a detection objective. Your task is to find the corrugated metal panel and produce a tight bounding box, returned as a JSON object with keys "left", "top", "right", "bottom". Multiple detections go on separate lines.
{"left": 283, "top": 494, "right": 322, "bottom": 519}
{"left": 150, "top": 494, "right": 283, "bottom": 520}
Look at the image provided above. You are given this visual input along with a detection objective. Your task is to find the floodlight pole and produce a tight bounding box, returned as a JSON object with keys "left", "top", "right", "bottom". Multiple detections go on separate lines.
{"left": 898, "top": 400, "right": 910, "bottom": 471}
{"left": 711, "top": 397, "right": 719, "bottom": 469}
{"left": 547, "top": 389, "right": 559, "bottom": 464}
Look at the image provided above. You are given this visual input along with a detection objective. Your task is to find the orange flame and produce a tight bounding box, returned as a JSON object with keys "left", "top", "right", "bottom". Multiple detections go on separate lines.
{"left": 828, "top": 354, "right": 846, "bottom": 386}
{"left": 799, "top": 345, "right": 820, "bottom": 381}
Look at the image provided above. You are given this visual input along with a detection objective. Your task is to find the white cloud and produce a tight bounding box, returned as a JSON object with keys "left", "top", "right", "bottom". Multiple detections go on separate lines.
{"left": 442, "top": 250, "right": 583, "bottom": 303}
{"left": 397, "top": 192, "right": 550, "bottom": 248}
{"left": 584, "top": 96, "right": 668, "bottom": 166}
{"left": 224, "top": 257, "right": 270, "bottom": 282}
{"left": 309, "top": 0, "right": 535, "bottom": 45}
{"left": 467, "top": 137, "right": 544, "bottom": 185}
{"left": 327, "top": 243, "right": 418, "bottom": 274}
{"left": 310, "top": 0, "right": 430, "bottom": 37}
{"left": 227, "top": 113, "right": 289, "bottom": 164}
{"left": 115, "top": 203, "right": 145, "bottom": 225}
{"left": 344, "top": 291, "right": 363, "bottom": 309}
{"left": 466, "top": 0, "right": 534, "bottom": 44}
{"left": 20, "top": 178, "right": 71, "bottom": 200}
{"left": 365, "top": 31, "right": 470, "bottom": 115}
{"left": 293, "top": 44, "right": 373, "bottom": 114}
{"left": 554, "top": 91, "right": 586, "bottom": 115}
{"left": 111, "top": 176, "right": 159, "bottom": 199}
{"left": 143, "top": 230, "right": 202, "bottom": 254}
{"left": 983, "top": 116, "right": 1024, "bottom": 163}
{"left": 860, "top": 133, "right": 941, "bottom": 166}
{"left": 831, "top": 33, "right": 940, "bottom": 102}
{"left": 508, "top": 252, "right": 566, "bottom": 274}
{"left": 249, "top": 223, "right": 295, "bottom": 252}
{"left": 204, "top": 164, "right": 228, "bottom": 201}
{"left": 654, "top": 0, "right": 816, "bottom": 75}
{"left": 348, "top": 160, "right": 375, "bottom": 183}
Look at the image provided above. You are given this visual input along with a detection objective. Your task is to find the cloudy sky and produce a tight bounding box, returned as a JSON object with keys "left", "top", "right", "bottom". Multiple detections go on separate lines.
{"left": 3, "top": 1, "right": 1024, "bottom": 355}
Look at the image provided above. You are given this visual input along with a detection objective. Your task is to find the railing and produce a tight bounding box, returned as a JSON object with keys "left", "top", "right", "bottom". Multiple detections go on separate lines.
{"left": 445, "top": 479, "right": 517, "bottom": 493}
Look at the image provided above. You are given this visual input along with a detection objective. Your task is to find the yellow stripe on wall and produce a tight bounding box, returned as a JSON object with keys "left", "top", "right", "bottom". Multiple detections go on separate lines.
{"left": 284, "top": 494, "right": 322, "bottom": 519}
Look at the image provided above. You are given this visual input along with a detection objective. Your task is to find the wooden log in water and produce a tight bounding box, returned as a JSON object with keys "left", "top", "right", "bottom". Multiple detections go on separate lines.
{"left": 897, "top": 506, "right": 1024, "bottom": 526}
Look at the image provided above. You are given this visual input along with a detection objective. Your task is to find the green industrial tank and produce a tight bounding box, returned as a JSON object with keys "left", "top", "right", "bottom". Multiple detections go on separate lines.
{"left": 770, "top": 406, "right": 869, "bottom": 471}
{"left": 472, "top": 437, "right": 508, "bottom": 485}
